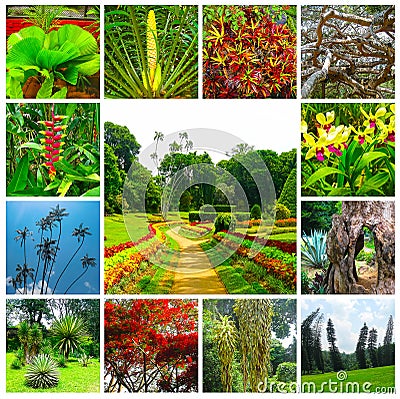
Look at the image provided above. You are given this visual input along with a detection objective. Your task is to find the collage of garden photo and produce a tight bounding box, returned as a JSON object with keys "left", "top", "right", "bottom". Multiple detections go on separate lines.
{"left": 3, "top": 2, "right": 396, "bottom": 398}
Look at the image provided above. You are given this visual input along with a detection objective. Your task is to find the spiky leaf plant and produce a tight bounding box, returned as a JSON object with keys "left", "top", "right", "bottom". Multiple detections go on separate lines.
{"left": 24, "top": 354, "right": 59, "bottom": 389}
{"left": 212, "top": 314, "right": 238, "bottom": 392}
{"left": 105, "top": 5, "right": 198, "bottom": 98}
{"left": 301, "top": 230, "right": 328, "bottom": 268}
{"left": 234, "top": 299, "right": 273, "bottom": 392}
{"left": 51, "top": 315, "right": 87, "bottom": 360}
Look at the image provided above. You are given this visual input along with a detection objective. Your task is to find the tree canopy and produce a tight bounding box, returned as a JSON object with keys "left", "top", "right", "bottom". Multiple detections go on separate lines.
{"left": 301, "top": 5, "right": 395, "bottom": 98}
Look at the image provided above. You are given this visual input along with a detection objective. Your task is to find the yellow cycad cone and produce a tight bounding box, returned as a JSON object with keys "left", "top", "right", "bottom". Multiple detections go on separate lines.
{"left": 146, "top": 10, "right": 157, "bottom": 83}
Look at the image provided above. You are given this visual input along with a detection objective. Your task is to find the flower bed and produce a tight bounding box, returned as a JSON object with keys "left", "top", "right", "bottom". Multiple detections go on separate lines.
{"left": 224, "top": 231, "right": 296, "bottom": 254}
{"left": 104, "top": 223, "right": 166, "bottom": 291}
{"left": 275, "top": 218, "right": 297, "bottom": 227}
{"left": 213, "top": 232, "right": 296, "bottom": 290}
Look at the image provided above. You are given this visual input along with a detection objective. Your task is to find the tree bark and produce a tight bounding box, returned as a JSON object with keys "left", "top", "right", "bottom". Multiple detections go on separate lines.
{"left": 324, "top": 201, "right": 395, "bottom": 294}
{"left": 301, "top": 51, "right": 332, "bottom": 98}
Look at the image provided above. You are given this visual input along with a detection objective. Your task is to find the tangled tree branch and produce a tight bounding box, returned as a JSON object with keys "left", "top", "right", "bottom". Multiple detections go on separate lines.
{"left": 301, "top": 5, "right": 395, "bottom": 98}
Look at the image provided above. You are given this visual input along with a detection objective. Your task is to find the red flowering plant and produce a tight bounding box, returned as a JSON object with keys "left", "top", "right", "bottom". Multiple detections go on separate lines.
{"left": 6, "top": 102, "right": 100, "bottom": 196}
{"left": 203, "top": 5, "right": 296, "bottom": 98}
{"left": 104, "top": 299, "right": 198, "bottom": 393}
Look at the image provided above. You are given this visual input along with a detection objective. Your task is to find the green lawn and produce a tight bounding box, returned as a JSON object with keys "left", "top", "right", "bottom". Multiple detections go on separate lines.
{"left": 302, "top": 366, "right": 395, "bottom": 393}
{"left": 6, "top": 353, "right": 100, "bottom": 393}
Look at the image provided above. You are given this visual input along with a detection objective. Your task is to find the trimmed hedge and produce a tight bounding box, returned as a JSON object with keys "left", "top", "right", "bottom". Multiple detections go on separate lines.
{"left": 189, "top": 211, "right": 250, "bottom": 222}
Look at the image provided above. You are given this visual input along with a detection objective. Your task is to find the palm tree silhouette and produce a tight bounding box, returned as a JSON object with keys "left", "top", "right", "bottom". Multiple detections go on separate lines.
{"left": 14, "top": 227, "right": 33, "bottom": 293}
{"left": 32, "top": 215, "right": 54, "bottom": 294}
{"left": 53, "top": 224, "right": 91, "bottom": 293}
{"left": 36, "top": 237, "right": 56, "bottom": 294}
{"left": 64, "top": 254, "right": 96, "bottom": 294}
{"left": 15, "top": 263, "right": 34, "bottom": 294}
{"left": 45, "top": 205, "right": 69, "bottom": 294}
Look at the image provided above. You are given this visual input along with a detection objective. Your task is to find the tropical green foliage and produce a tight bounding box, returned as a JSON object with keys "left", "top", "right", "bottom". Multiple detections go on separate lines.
{"left": 301, "top": 201, "right": 338, "bottom": 235}
{"left": 301, "top": 230, "right": 328, "bottom": 269}
{"left": 301, "top": 103, "right": 395, "bottom": 196}
{"left": 25, "top": 354, "right": 59, "bottom": 389}
{"left": 6, "top": 103, "right": 100, "bottom": 197}
{"left": 278, "top": 168, "right": 296, "bottom": 216}
{"left": 105, "top": 5, "right": 198, "bottom": 98}
{"left": 7, "top": 24, "right": 100, "bottom": 99}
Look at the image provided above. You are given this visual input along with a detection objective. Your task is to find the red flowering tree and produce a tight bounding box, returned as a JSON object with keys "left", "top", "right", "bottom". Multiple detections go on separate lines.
{"left": 104, "top": 299, "right": 198, "bottom": 392}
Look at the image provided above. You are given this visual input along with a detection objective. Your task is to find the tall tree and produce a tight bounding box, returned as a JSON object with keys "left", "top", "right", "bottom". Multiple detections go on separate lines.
{"left": 382, "top": 315, "right": 394, "bottom": 366}
{"left": 367, "top": 328, "right": 379, "bottom": 368}
{"left": 326, "top": 318, "right": 344, "bottom": 371}
{"left": 355, "top": 322, "right": 369, "bottom": 369}
{"left": 301, "top": 308, "right": 320, "bottom": 374}
{"left": 104, "top": 122, "right": 141, "bottom": 172}
{"left": 313, "top": 314, "right": 325, "bottom": 373}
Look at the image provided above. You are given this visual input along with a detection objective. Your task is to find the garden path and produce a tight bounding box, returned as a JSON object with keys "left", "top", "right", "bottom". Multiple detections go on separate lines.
{"left": 166, "top": 227, "right": 226, "bottom": 294}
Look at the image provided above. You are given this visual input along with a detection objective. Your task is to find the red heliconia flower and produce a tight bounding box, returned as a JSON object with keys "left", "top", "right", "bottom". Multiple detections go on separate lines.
{"left": 39, "top": 105, "right": 67, "bottom": 180}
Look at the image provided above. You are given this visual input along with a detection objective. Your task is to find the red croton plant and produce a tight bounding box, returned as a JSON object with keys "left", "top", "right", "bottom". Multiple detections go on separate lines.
{"left": 104, "top": 299, "right": 198, "bottom": 393}
{"left": 203, "top": 5, "right": 296, "bottom": 98}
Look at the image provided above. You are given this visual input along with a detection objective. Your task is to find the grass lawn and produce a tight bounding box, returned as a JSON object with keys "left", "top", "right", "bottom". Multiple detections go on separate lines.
{"left": 6, "top": 353, "right": 100, "bottom": 392}
{"left": 105, "top": 213, "right": 165, "bottom": 247}
{"left": 269, "top": 232, "right": 296, "bottom": 242}
{"left": 302, "top": 366, "right": 395, "bottom": 393}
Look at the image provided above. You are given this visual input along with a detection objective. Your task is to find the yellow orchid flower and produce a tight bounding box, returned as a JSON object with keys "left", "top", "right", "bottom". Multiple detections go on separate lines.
{"left": 360, "top": 106, "right": 387, "bottom": 129}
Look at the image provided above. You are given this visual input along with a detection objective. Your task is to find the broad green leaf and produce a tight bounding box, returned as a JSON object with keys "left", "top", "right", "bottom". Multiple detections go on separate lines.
{"left": 65, "top": 173, "right": 100, "bottom": 182}
{"left": 357, "top": 173, "right": 390, "bottom": 195}
{"left": 353, "top": 152, "right": 387, "bottom": 178}
{"left": 7, "top": 26, "right": 45, "bottom": 50}
{"left": 82, "top": 186, "right": 100, "bottom": 197}
{"left": 37, "top": 168, "right": 44, "bottom": 188}
{"left": 328, "top": 187, "right": 352, "bottom": 196}
{"left": 303, "top": 167, "right": 347, "bottom": 189}
{"left": 57, "top": 179, "right": 73, "bottom": 197}
{"left": 7, "top": 153, "right": 29, "bottom": 195}
{"left": 51, "top": 87, "right": 68, "bottom": 99}
{"left": 44, "top": 180, "right": 60, "bottom": 191}
{"left": 36, "top": 40, "right": 80, "bottom": 69}
{"left": 19, "top": 142, "right": 43, "bottom": 151}
{"left": 82, "top": 147, "right": 99, "bottom": 163}
{"left": 57, "top": 65, "right": 79, "bottom": 85}
{"left": 57, "top": 24, "right": 98, "bottom": 55}
{"left": 6, "top": 37, "right": 42, "bottom": 69}
{"left": 36, "top": 74, "right": 54, "bottom": 99}
{"left": 6, "top": 73, "right": 24, "bottom": 99}
{"left": 53, "top": 159, "right": 79, "bottom": 175}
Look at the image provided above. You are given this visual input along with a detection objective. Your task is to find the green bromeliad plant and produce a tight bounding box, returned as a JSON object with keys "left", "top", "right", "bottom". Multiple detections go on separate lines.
{"left": 301, "top": 103, "right": 395, "bottom": 196}
{"left": 6, "top": 24, "right": 100, "bottom": 99}
{"left": 104, "top": 5, "right": 198, "bottom": 98}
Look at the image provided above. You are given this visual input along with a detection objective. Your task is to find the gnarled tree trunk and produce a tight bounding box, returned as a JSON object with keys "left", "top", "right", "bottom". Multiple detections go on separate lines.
{"left": 324, "top": 201, "right": 394, "bottom": 294}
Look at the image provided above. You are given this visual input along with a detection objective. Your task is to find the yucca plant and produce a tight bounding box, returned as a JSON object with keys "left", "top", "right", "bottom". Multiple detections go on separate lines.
{"left": 104, "top": 5, "right": 198, "bottom": 98}
{"left": 24, "top": 354, "right": 59, "bottom": 389}
{"left": 51, "top": 315, "right": 87, "bottom": 360}
{"left": 78, "top": 352, "right": 92, "bottom": 367}
{"left": 212, "top": 314, "right": 238, "bottom": 392}
{"left": 301, "top": 230, "right": 328, "bottom": 269}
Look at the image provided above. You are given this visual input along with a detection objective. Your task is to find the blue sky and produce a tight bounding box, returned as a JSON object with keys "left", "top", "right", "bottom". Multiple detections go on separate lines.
{"left": 302, "top": 298, "right": 395, "bottom": 353}
{"left": 6, "top": 201, "right": 100, "bottom": 295}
